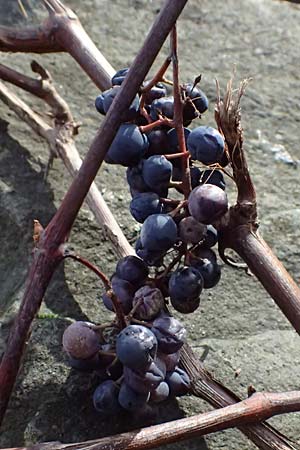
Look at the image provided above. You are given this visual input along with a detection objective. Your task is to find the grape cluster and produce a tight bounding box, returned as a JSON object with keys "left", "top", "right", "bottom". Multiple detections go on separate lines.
{"left": 62, "top": 67, "right": 230, "bottom": 415}
{"left": 95, "top": 67, "right": 228, "bottom": 311}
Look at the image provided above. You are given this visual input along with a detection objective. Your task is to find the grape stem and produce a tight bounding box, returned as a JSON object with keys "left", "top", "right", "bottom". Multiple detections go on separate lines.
{"left": 63, "top": 250, "right": 111, "bottom": 290}
{"left": 170, "top": 25, "right": 192, "bottom": 199}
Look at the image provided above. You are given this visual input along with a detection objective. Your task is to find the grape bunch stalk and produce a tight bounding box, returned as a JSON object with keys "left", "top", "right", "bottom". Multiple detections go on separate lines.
{"left": 62, "top": 33, "right": 232, "bottom": 415}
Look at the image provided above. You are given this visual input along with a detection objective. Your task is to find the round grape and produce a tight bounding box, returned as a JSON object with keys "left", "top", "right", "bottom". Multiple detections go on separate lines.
{"left": 187, "top": 126, "right": 225, "bottom": 165}
{"left": 116, "top": 324, "right": 158, "bottom": 370}
{"left": 93, "top": 380, "right": 121, "bottom": 415}
{"left": 62, "top": 321, "right": 100, "bottom": 360}
{"left": 140, "top": 214, "right": 178, "bottom": 252}
{"left": 188, "top": 184, "right": 228, "bottom": 224}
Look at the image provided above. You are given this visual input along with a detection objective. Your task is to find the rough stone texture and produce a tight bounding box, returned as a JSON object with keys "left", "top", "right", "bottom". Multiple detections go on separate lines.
{"left": 0, "top": 0, "right": 300, "bottom": 449}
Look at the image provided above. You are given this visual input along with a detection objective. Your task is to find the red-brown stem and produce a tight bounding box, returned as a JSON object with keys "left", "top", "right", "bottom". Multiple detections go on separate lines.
{"left": 170, "top": 25, "right": 191, "bottom": 199}
{"left": 140, "top": 56, "right": 172, "bottom": 93}
{"left": 0, "top": 0, "right": 189, "bottom": 426}
{"left": 165, "top": 151, "right": 190, "bottom": 160}
{"left": 2, "top": 390, "right": 300, "bottom": 450}
{"left": 63, "top": 252, "right": 111, "bottom": 290}
{"left": 105, "top": 291, "right": 127, "bottom": 330}
{"left": 139, "top": 118, "right": 173, "bottom": 133}
{"left": 229, "top": 226, "right": 300, "bottom": 333}
{"left": 139, "top": 55, "right": 172, "bottom": 110}
{"left": 159, "top": 198, "right": 182, "bottom": 205}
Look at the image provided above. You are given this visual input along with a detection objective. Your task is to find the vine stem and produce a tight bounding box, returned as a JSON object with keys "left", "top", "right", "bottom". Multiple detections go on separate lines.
{"left": 0, "top": 0, "right": 189, "bottom": 426}
{"left": 63, "top": 252, "right": 111, "bottom": 290}
{"left": 170, "top": 25, "right": 192, "bottom": 199}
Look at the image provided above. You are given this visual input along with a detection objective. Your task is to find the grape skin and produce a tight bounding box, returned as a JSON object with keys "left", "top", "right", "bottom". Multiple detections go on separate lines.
{"left": 116, "top": 325, "right": 158, "bottom": 370}
{"left": 150, "top": 381, "right": 170, "bottom": 403}
{"left": 187, "top": 126, "right": 225, "bottom": 165}
{"left": 118, "top": 381, "right": 150, "bottom": 411}
{"left": 142, "top": 155, "right": 173, "bottom": 191}
{"left": 188, "top": 184, "right": 228, "bottom": 224}
{"left": 62, "top": 321, "right": 100, "bottom": 360}
{"left": 140, "top": 214, "right": 178, "bottom": 252}
{"left": 93, "top": 380, "right": 121, "bottom": 415}
{"left": 123, "top": 361, "right": 165, "bottom": 394}
{"left": 116, "top": 255, "right": 149, "bottom": 286}
{"left": 105, "top": 124, "right": 149, "bottom": 167}
{"left": 166, "top": 367, "right": 191, "bottom": 396}
{"left": 151, "top": 316, "right": 187, "bottom": 354}
{"left": 132, "top": 285, "right": 164, "bottom": 320}
{"left": 169, "top": 266, "right": 203, "bottom": 302}
{"left": 130, "top": 192, "right": 163, "bottom": 223}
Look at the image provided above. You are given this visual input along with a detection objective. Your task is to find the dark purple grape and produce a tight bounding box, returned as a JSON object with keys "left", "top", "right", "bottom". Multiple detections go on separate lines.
{"left": 102, "top": 292, "right": 114, "bottom": 312}
{"left": 192, "top": 247, "right": 217, "bottom": 263}
{"left": 146, "top": 129, "right": 169, "bottom": 156}
{"left": 150, "top": 97, "right": 174, "bottom": 121}
{"left": 151, "top": 315, "right": 186, "bottom": 354}
{"left": 140, "top": 214, "right": 178, "bottom": 252}
{"left": 95, "top": 94, "right": 105, "bottom": 114}
{"left": 187, "top": 126, "right": 225, "bottom": 165}
{"left": 200, "top": 169, "right": 226, "bottom": 190}
{"left": 123, "top": 361, "right": 165, "bottom": 394}
{"left": 105, "top": 124, "right": 149, "bottom": 167}
{"left": 116, "top": 255, "right": 149, "bottom": 286}
{"left": 142, "top": 155, "right": 173, "bottom": 192}
{"left": 188, "top": 184, "right": 228, "bottom": 224}
{"left": 143, "top": 81, "right": 167, "bottom": 105}
{"left": 93, "top": 380, "right": 122, "bottom": 415}
{"left": 166, "top": 127, "right": 191, "bottom": 154}
{"left": 132, "top": 285, "right": 164, "bottom": 320}
{"left": 98, "top": 86, "right": 140, "bottom": 121}
{"left": 135, "top": 238, "right": 165, "bottom": 267}
{"left": 130, "top": 192, "right": 163, "bottom": 223}
{"left": 157, "top": 351, "right": 180, "bottom": 372}
{"left": 62, "top": 321, "right": 100, "bottom": 360}
{"left": 118, "top": 381, "right": 150, "bottom": 411}
{"left": 169, "top": 267, "right": 203, "bottom": 302}
{"left": 183, "top": 83, "right": 208, "bottom": 122}
{"left": 166, "top": 367, "right": 191, "bottom": 396}
{"left": 116, "top": 325, "right": 158, "bottom": 370}
{"left": 190, "top": 166, "right": 202, "bottom": 189}
{"left": 127, "top": 162, "right": 149, "bottom": 193}
{"left": 150, "top": 381, "right": 170, "bottom": 403}
{"left": 170, "top": 295, "right": 200, "bottom": 314}
{"left": 111, "top": 275, "right": 135, "bottom": 314}
{"left": 178, "top": 216, "right": 206, "bottom": 244}
{"left": 67, "top": 353, "right": 101, "bottom": 372}
{"left": 191, "top": 259, "right": 221, "bottom": 289}
{"left": 111, "top": 67, "right": 129, "bottom": 85}
{"left": 201, "top": 225, "right": 218, "bottom": 248}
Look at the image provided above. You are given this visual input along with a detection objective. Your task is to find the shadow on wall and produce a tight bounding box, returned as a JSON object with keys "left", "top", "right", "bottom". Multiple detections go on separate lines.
{"left": 0, "top": 118, "right": 89, "bottom": 327}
